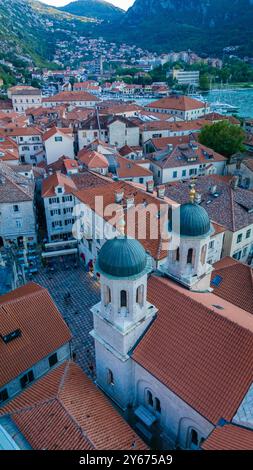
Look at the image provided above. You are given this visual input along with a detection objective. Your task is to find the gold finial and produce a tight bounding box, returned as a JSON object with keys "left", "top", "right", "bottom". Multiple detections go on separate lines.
{"left": 189, "top": 184, "right": 196, "bottom": 204}
{"left": 118, "top": 215, "right": 126, "bottom": 236}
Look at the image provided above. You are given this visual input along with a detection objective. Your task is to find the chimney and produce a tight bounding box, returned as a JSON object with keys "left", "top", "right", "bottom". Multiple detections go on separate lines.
{"left": 157, "top": 185, "right": 165, "bottom": 199}
{"left": 115, "top": 189, "right": 124, "bottom": 203}
{"left": 146, "top": 180, "right": 154, "bottom": 193}
{"left": 126, "top": 195, "right": 135, "bottom": 209}
{"left": 231, "top": 176, "right": 239, "bottom": 190}
{"left": 195, "top": 192, "right": 202, "bottom": 204}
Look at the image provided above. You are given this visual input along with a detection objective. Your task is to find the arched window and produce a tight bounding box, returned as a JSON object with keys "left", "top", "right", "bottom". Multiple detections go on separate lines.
{"left": 120, "top": 290, "right": 127, "bottom": 308}
{"left": 155, "top": 397, "right": 161, "bottom": 414}
{"left": 104, "top": 286, "right": 111, "bottom": 306}
{"left": 147, "top": 390, "right": 153, "bottom": 407}
{"left": 190, "top": 429, "right": 199, "bottom": 446}
{"left": 187, "top": 248, "right": 194, "bottom": 265}
{"left": 136, "top": 285, "right": 144, "bottom": 307}
{"left": 107, "top": 369, "right": 114, "bottom": 385}
{"left": 201, "top": 245, "right": 207, "bottom": 265}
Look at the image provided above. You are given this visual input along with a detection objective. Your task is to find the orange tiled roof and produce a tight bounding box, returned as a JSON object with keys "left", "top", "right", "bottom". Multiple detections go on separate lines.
{"left": 202, "top": 424, "right": 253, "bottom": 450}
{"left": 42, "top": 171, "right": 77, "bottom": 197}
{"left": 146, "top": 95, "right": 206, "bottom": 111}
{"left": 117, "top": 156, "right": 153, "bottom": 179}
{"left": 140, "top": 119, "right": 209, "bottom": 132}
{"left": 149, "top": 135, "right": 194, "bottom": 150}
{"left": 133, "top": 275, "right": 253, "bottom": 424}
{"left": 150, "top": 142, "right": 226, "bottom": 169}
{"left": 78, "top": 149, "right": 109, "bottom": 169}
{"left": 43, "top": 91, "right": 100, "bottom": 103}
{"left": 212, "top": 257, "right": 253, "bottom": 314}
{"left": 1, "top": 361, "right": 147, "bottom": 450}
{"left": 74, "top": 181, "right": 169, "bottom": 261}
{"left": 0, "top": 127, "right": 42, "bottom": 137}
{"left": 43, "top": 126, "right": 73, "bottom": 142}
{"left": 0, "top": 283, "right": 72, "bottom": 388}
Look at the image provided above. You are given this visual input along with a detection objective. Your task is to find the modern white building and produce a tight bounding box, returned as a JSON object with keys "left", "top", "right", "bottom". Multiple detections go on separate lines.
{"left": 172, "top": 69, "right": 200, "bottom": 87}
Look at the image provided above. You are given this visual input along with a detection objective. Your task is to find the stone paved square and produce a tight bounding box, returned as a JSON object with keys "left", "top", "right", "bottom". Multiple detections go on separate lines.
{"left": 35, "top": 259, "right": 100, "bottom": 378}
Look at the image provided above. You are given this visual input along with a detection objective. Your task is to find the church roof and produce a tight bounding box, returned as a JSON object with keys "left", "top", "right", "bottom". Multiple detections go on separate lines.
{"left": 0, "top": 361, "right": 147, "bottom": 450}
{"left": 132, "top": 275, "right": 253, "bottom": 424}
{"left": 202, "top": 424, "right": 253, "bottom": 450}
{"left": 178, "top": 202, "right": 212, "bottom": 237}
{"left": 97, "top": 237, "right": 150, "bottom": 279}
{"left": 212, "top": 257, "right": 253, "bottom": 315}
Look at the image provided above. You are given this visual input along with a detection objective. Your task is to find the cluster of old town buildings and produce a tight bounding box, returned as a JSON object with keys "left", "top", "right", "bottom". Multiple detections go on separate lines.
{"left": 0, "top": 83, "right": 253, "bottom": 451}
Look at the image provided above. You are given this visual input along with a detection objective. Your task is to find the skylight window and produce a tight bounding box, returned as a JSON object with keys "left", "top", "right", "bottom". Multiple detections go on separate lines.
{"left": 211, "top": 275, "right": 223, "bottom": 288}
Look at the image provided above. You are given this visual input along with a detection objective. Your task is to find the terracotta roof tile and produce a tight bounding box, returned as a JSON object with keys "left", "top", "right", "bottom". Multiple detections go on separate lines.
{"left": 202, "top": 424, "right": 253, "bottom": 450}
{"left": 146, "top": 95, "right": 206, "bottom": 111}
{"left": 0, "top": 161, "right": 34, "bottom": 203}
{"left": 150, "top": 142, "right": 225, "bottom": 169}
{"left": 212, "top": 257, "right": 253, "bottom": 314}
{"left": 42, "top": 172, "right": 77, "bottom": 197}
{"left": 78, "top": 150, "right": 109, "bottom": 169}
{"left": 133, "top": 275, "right": 253, "bottom": 424}
{"left": 1, "top": 361, "right": 147, "bottom": 450}
{"left": 149, "top": 135, "right": 194, "bottom": 151}
{"left": 43, "top": 126, "right": 73, "bottom": 142}
{"left": 116, "top": 156, "right": 153, "bottom": 179}
{"left": 74, "top": 181, "right": 168, "bottom": 261}
{"left": 43, "top": 91, "right": 100, "bottom": 103}
{"left": 0, "top": 127, "right": 42, "bottom": 137}
{"left": 0, "top": 283, "right": 72, "bottom": 388}
{"left": 140, "top": 119, "right": 209, "bottom": 133}
{"left": 165, "top": 175, "right": 253, "bottom": 231}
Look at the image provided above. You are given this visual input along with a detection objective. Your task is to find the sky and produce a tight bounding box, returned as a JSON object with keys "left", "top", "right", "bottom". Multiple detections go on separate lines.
{"left": 40, "top": 0, "right": 135, "bottom": 10}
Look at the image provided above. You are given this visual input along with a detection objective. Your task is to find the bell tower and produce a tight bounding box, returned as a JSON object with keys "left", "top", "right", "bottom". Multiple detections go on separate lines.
{"left": 161, "top": 186, "right": 214, "bottom": 292}
{"left": 90, "top": 237, "right": 157, "bottom": 410}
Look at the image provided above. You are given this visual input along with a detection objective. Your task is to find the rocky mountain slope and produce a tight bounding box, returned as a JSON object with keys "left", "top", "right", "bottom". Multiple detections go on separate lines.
{"left": 120, "top": 0, "right": 253, "bottom": 55}
{"left": 0, "top": 0, "right": 98, "bottom": 66}
{"left": 59, "top": 0, "right": 124, "bottom": 22}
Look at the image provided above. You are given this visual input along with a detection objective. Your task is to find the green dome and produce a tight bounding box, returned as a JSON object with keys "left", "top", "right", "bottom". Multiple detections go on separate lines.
{"left": 180, "top": 203, "right": 211, "bottom": 237}
{"left": 169, "top": 203, "right": 212, "bottom": 237}
{"left": 97, "top": 237, "right": 148, "bottom": 278}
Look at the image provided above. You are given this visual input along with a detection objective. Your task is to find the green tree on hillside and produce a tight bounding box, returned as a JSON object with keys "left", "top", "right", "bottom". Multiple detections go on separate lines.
{"left": 199, "top": 121, "right": 245, "bottom": 159}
